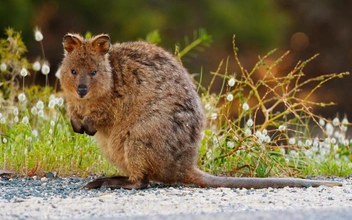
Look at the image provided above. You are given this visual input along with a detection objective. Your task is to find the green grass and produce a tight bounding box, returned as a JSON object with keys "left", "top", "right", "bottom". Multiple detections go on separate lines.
{"left": 0, "top": 86, "right": 119, "bottom": 176}
{"left": 0, "top": 28, "right": 351, "bottom": 178}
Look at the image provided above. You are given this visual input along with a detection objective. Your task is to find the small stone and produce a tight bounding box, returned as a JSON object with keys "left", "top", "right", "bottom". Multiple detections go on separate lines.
{"left": 130, "top": 189, "right": 137, "bottom": 195}
{"left": 46, "top": 172, "right": 57, "bottom": 179}
{"left": 41, "top": 177, "right": 48, "bottom": 182}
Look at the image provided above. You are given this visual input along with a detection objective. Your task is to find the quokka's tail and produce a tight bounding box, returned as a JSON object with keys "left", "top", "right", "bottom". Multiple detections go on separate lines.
{"left": 183, "top": 168, "right": 342, "bottom": 189}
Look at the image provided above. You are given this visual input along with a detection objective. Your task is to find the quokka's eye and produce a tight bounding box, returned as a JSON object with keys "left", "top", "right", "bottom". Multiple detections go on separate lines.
{"left": 71, "top": 69, "right": 77, "bottom": 75}
{"left": 90, "top": 71, "right": 97, "bottom": 77}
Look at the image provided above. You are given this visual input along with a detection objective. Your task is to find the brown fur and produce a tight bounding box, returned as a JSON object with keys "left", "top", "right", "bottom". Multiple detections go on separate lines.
{"left": 60, "top": 33, "right": 341, "bottom": 189}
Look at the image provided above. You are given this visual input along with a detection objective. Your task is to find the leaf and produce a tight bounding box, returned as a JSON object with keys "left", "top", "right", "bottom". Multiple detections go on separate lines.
{"left": 145, "top": 30, "right": 161, "bottom": 45}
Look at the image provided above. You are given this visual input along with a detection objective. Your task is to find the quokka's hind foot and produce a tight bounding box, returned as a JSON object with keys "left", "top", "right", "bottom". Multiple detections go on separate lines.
{"left": 84, "top": 176, "right": 149, "bottom": 190}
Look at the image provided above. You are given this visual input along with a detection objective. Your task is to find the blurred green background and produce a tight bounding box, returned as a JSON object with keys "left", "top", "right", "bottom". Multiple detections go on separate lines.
{"left": 1, "top": 0, "right": 352, "bottom": 116}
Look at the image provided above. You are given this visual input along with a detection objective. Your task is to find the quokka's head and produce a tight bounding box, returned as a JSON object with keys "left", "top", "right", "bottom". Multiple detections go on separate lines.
{"left": 60, "top": 33, "right": 113, "bottom": 99}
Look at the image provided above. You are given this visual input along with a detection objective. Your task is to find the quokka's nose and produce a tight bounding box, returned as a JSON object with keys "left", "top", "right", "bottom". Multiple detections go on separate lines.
{"left": 77, "top": 84, "right": 88, "bottom": 97}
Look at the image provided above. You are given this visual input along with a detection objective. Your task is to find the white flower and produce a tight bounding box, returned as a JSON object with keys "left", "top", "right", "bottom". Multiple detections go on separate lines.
{"left": 21, "top": 116, "right": 29, "bottom": 124}
{"left": 332, "top": 117, "right": 339, "bottom": 126}
{"left": 228, "top": 77, "right": 235, "bottom": 87}
{"left": 34, "top": 28, "right": 43, "bottom": 41}
{"left": 264, "top": 135, "right": 271, "bottom": 143}
{"left": 325, "top": 122, "right": 334, "bottom": 136}
{"left": 211, "top": 113, "right": 217, "bottom": 120}
{"left": 305, "top": 139, "right": 312, "bottom": 146}
{"left": 26, "top": 135, "right": 34, "bottom": 142}
{"left": 20, "top": 68, "right": 28, "bottom": 77}
{"left": 290, "top": 150, "right": 298, "bottom": 157}
{"left": 2, "top": 138, "right": 7, "bottom": 143}
{"left": 334, "top": 130, "right": 340, "bottom": 138}
{"left": 244, "top": 128, "right": 252, "bottom": 136}
{"left": 41, "top": 63, "right": 50, "bottom": 75}
{"left": 338, "top": 135, "right": 345, "bottom": 144}
{"left": 18, "top": 93, "right": 26, "bottom": 102}
{"left": 57, "top": 97, "right": 64, "bottom": 107}
{"left": 330, "top": 138, "right": 336, "bottom": 145}
{"left": 312, "top": 138, "right": 319, "bottom": 148}
{"left": 278, "top": 125, "right": 286, "bottom": 132}
{"left": 297, "top": 140, "right": 303, "bottom": 147}
{"left": 227, "top": 141, "right": 235, "bottom": 148}
{"left": 55, "top": 67, "right": 61, "bottom": 79}
{"left": 38, "top": 109, "right": 44, "bottom": 118}
{"left": 36, "top": 100, "right": 44, "bottom": 110}
{"left": 48, "top": 99, "right": 56, "bottom": 109}
{"left": 255, "top": 130, "right": 262, "bottom": 138}
{"left": 206, "top": 149, "right": 213, "bottom": 159}
{"left": 31, "top": 107, "right": 38, "bottom": 115}
{"left": 50, "top": 120, "right": 55, "bottom": 127}
{"left": 13, "top": 107, "right": 19, "bottom": 116}
{"left": 280, "top": 148, "right": 285, "bottom": 155}
{"left": 342, "top": 117, "right": 349, "bottom": 132}
{"left": 32, "top": 61, "right": 41, "bottom": 71}
{"left": 204, "top": 103, "right": 212, "bottom": 111}
{"left": 226, "top": 93, "right": 234, "bottom": 102}
{"left": 262, "top": 129, "right": 267, "bottom": 135}
{"left": 333, "top": 144, "right": 338, "bottom": 152}
{"left": 344, "top": 139, "right": 349, "bottom": 146}
{"left": 319, "top": 118, "right": 325, "bottom": 127}
{"left": 0, "top": 63, "right": 7, "bottom": 72}
{"left": 246, "top": 118, "right": 254, "bottom": 127}
{"left": 342, "top": 125, "right": 348, "bottom": 132}
{"left": 342, "top": 117, "right": 349, "bottom": 126}
{"left": 304, "top": 149, "right": 313, "bottom": 157}
{"left": 288, "top": 137, "right": 296, "bottom": 145}
{"left": 0, "top": 117, "right": 6, "bottom": 124}
{"left": 32, "top": 129, "right": 38, "bottom": 137}
{"left": 14, "top": 116, "right": 19, "bottom": 123}
{"left": 49, "top": 94, "right": 56, "bottom": 101}
{"left": 242, "top": 102, "right": 249, "bottom": 111}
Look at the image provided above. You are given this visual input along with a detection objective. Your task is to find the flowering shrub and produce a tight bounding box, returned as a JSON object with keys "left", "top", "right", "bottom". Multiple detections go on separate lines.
{"left": 198, "top": 36, "right": 351, "bottom": 177}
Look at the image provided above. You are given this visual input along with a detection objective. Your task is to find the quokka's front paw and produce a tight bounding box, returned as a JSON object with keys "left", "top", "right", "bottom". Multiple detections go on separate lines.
{"left": 70, "top": 118, "right": 85, "bottom": 134}
{"left": 83, "top": 118, "right": 97, "bottom": 136}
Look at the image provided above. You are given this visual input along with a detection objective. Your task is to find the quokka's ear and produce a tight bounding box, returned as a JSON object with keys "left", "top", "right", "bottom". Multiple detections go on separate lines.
{"left": 90, "top": 34, "right": 111, "bottom": 55}
{"left": 63, "top": 33, "right": 83, "bottom": 53}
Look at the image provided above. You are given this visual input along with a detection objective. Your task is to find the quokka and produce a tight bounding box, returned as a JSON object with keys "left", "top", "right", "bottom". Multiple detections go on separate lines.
{"left": 60, "top": 33, "right": 341, "bottom": 189}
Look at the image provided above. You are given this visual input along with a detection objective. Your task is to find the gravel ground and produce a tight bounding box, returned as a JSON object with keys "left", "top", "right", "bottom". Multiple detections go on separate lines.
{"left": 0, "top": 176, "right": 351, "bottom": 219}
